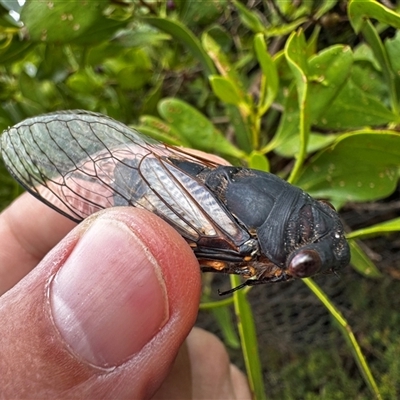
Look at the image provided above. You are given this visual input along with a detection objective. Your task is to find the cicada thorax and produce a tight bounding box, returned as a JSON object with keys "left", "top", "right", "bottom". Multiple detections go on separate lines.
{"left": 165, "top": 160, "right": 292, "bottom": 282}
{"left": 193, "top": 164, "right": 350, "bottom": 284}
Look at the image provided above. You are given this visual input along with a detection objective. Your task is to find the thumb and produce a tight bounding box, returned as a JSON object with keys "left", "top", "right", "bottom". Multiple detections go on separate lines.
{"left": 0, "top": 208, "right": 201, "bottom": 398}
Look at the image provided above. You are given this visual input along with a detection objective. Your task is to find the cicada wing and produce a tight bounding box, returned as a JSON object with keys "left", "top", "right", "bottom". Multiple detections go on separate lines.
{"left": 1, "top": 110, "right": 248, "bottom": 245}
{"left": 1, "top": 110, "right": 155, "bottom": 221}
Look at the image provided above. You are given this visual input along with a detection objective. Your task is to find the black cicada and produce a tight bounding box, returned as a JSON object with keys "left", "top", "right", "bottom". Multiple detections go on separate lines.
{"left": 0, "top": 110, "right": 350, "bottom": 294}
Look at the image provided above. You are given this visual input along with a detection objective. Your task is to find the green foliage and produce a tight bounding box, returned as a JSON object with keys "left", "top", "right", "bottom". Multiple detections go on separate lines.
{"left": 297, "top": 132, "right": 400, "bottom": 203}
{"left": 1, "top": 0, "right": 400, "bottom": 398}
{"left": 277, "top": 348, "right": 365, "bottom": 399}
{"left": 156, "top": 98, "right": 244, "bottom": 158}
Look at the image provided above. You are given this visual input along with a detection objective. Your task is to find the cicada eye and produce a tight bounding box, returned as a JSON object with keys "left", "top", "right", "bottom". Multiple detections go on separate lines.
{"left": 319, "top": 200, "right": 336, "bottom": 210}
{"left": 288, "top": 250, "right": 322, "bottom": 278}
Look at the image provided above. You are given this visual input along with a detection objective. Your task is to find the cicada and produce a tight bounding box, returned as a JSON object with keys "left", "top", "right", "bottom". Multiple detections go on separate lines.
{"left": 0, "top": 111, "right": 350, "bottom": 294}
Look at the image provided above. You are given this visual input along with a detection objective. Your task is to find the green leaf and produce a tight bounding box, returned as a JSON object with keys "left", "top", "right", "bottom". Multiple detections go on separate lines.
{"left": 275, "top": 130, "right": 337, "bottom": 157}
{"left": 203, "top": 25, "right": 232, "bottom": 53}
{"left": 86, "top": 41, "right": 124, "bottom": 66}
{"left": 254, "top": 33, "right": 279, "bottom": 114}
{"left": 308, "top": 45, "right": 354, "bottom": 121}
{"left": 359, "top": 20, "right": 399, "bottom": 114}
{"left": 202, "top": 33, "right": 243, "bottom": 84}
{"left": 35, "top": 44, "right": 71, "bottom": 81}
{"left": 110, "top": 28, "right": 170, "bottom": 49}
{"left": 136, "top": 116, "right": 189, "bottom": 146}
{"left": 232, "top": 0, "right": 265, "bottom": 33}
{"left": 140, "top": 80, "right": 163, "bottom": 116}
{"left": 303, "top": 278, "right": 382, "bottom": 398}
{"left": 296, "top": 131, "right": 400, "bottom": 202}
{"left": 353, "top": 43, "right": 381, "bottom": 71}
{"left": 134, "top": 125, "right": 181, "bottom": 146}
{"left": 247, "top": 150, "right": 270, "bottom": 171}
{"left": 272, "top": 45, "right": 353, "bottom": 157}
{"left": 181, "top": 0, "right": 228, "bottom": 27}
{"left": 0, "top": 107, "right": 14, "bottom": 131}
{"left": 18, "top": 72, "right": 60, "bottom": 112}
{"left": 209, "top": 75, "right": 243, "bottom": 106}
{"left": 20, "top": 0, "right": 124, "bottom": 44}
{"left": 266, "top": 86, "right": 299, "bottom": 154}
{"left": 351, "top": 59, "right": 387, "bottom": 102}
{"left": 348, "top": 240, "right": 383, "bottom": 278}
{"left": 385, "top": 31, "right": 400, "bottom": 112}
{"left": 203, "top": 33, "right": 252, "bottom": 127}
{"left": 386, "top": 31, "right": 400, "bottom": 74}
{"left": 116, "top": 66, "right": 152, "bottom": 91}
{"left": 306, "top": 25, "right": 320, "bottom": 57}
{"left": 0, "top": 36, "right": 33, "bottom": 64}
{"left": 143, "top": 17, "right": 216, "bottom": 76}
{"left": 224, "top": 104, "right": 252, "bottom": 153}
{"left": 348, "top": 0, "right": 400, "bottom": 114}
{"left": 284, "top": 30, "right": 310, "bottom": 183}
{"left": 230, "top": 275, "right": 266, "bottom": 400}
{"left": 66, "top": 68, "right": 105, "bottom": 94}
{"left": 314, "top": 79, "right": 400, "bottom": 129}
{"left": 263, "top": 17, "right": 309, "bottom": 38}
{"left": 314, "top": 0, "right": 339, "bottom": 20}
{"left": 347, "top": 217, "right": 400, "bottom": 240}
{"left": 203, "top": 33, "right": 254, "bottom": 152}
{"left": 158, "top": 98, "right": 244, "bottom": 158}
{"left": 285, "top": 30, "right": 309, "bottom": 78}
{"left": 211, "top": 306, "right": 240, "bottom": 349}
{"left": 348, "top": 0, "right": 400, "bottom": 33}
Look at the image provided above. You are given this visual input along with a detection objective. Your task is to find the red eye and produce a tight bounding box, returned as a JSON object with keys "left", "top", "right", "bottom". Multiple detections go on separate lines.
{"left": 288, "top": 250, "right": 321, "bottom": 278}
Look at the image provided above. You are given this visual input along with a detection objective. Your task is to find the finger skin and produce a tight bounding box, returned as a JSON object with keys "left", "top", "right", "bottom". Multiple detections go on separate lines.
{"left": 0, "top": 207, "right": 201, "bottom": 398}
{"left": 152, "top": 327, "right": 252, "bottom": 399}
{"left": 0, "top": 193, "right": 77, "bottom": 294}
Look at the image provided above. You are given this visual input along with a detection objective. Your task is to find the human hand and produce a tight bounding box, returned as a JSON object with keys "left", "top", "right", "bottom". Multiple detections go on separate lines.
{"left": 0, "top": 193, "right": 251, "bottom": 399}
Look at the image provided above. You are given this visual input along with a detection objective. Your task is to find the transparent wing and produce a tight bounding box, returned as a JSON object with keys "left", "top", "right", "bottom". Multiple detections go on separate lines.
{"left": 1, "top": 110, "right": 248, "bottom": 244}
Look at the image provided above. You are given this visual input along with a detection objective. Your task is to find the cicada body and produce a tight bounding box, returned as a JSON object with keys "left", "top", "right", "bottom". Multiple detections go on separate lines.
{"left": 0, "top": 111, "right": 350, "bottom": 293}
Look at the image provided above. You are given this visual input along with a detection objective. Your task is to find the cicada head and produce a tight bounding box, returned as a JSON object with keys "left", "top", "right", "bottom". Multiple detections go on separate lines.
{"left": 285, "top": 200, "right": 350, "bottom": 279}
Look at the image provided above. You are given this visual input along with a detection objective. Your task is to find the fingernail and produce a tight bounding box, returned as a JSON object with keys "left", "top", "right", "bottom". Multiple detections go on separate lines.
{"left": 50, "top": 217, "right": 169, "bottom": 368}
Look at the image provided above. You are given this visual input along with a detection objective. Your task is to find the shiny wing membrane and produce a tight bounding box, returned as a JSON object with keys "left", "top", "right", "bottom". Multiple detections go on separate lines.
{"left": 0, "top": 110, "right": 247, "bottom": 244}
